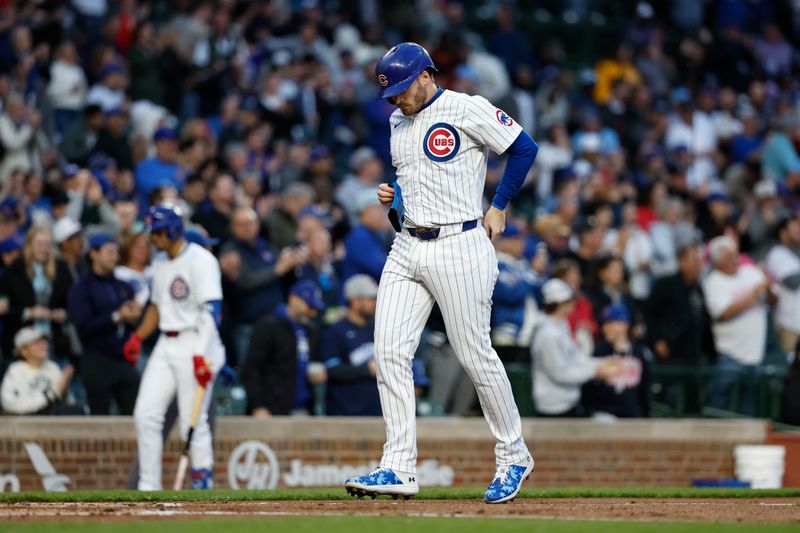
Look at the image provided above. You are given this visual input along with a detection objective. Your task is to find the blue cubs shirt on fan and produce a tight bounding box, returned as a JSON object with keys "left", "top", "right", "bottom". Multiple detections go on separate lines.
{"left": 322, "top": 317, "right": 381, "bottom": 416}
{"left": 388, "top": 88, "right": 523, "bottom": 227}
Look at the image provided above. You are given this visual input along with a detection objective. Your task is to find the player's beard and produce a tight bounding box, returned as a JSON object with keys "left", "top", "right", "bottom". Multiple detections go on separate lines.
{"left": 399, "top": 82, "right": 428, "bottom": 116}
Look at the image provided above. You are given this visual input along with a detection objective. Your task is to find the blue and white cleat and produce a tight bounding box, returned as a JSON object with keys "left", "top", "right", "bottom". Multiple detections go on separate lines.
{"left": 483, "top": 457, "right": 534, "bottom": 504}
{"left": 344, "top": 467, "right": 419, "bottom": 500}
{"left": 190, "top": 467, "right": 214, "bottom": 490}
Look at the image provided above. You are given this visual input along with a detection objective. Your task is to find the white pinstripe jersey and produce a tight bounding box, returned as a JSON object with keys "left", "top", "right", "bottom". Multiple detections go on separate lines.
{"left": 389, "top": 89, "right": 523, "bottom": 227}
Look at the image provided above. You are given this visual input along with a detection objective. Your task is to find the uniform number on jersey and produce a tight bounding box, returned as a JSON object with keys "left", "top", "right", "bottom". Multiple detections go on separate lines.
{"left": 423, "top": 123, "right": 460, "bottom": 162}
{"left": 170, "top": 276, "right": 191, "bottom": 301}
{"left": 496, "top": 109, "right": 513, "bottom": 126}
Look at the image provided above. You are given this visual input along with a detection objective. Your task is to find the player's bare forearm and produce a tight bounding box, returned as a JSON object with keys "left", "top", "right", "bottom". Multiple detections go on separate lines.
{"left": 135, "top": 304, "right": 160, "bottom": 340}
{"left": 484, "top": 206, "right": 505, "bottom": 241}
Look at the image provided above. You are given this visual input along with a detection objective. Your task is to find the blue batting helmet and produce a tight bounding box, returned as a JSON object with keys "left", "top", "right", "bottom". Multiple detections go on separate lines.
{"left": 375, "top": 42, "right": 437, "bottom": 99}
{"left": 146, "top": 204, "right": 184, "bottom": 240}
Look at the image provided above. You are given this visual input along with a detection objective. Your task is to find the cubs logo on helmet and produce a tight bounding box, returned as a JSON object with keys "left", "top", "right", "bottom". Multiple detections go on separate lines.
{"left": 378, "top": 74, "right": 388, "bottom": 87}
{"left": 496, "top": 109, "right": 513, "bottom": 127}
{"left": 423, "top": 123, "right": 460, "bottom": 162}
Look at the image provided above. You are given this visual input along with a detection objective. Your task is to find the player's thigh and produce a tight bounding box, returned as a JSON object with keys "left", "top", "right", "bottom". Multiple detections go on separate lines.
{"left": 374, "top": 267, "right": 435, "bottom": 351}
{"left": 424, "top": 229, "right": 497, "bottom": 322}
{"left": 134, "top": 348, "right": 177, "bottom": 418}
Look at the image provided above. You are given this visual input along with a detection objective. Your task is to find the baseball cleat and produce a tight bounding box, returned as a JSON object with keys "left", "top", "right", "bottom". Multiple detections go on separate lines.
{"left": 344, "top": 468, "right": 419, "bottom": 499}
{"left": 483, "top": 456, "right": 534, "bottom": 504}
{"left": 190, "top": 467, "right": 213, "bottom": 490}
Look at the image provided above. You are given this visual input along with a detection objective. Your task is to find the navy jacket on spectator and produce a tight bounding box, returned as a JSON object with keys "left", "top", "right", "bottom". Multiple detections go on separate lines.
{"left": 241, "top": 312, "right": 320, "bottom": 415}
{"left": 342, "top": 226, "right": 388, "bottom": 282}
{"left": 0, "top": 257, "right": 74, "bottom": 361}
{"left": 222, "top": 237, "right": 284, "bottom": 324}
{"left": 582, "top": 339, "right": 651, "bottom": 418}
{"left": 322, "top": 317, "right": 381, "bottom": 416}
{"left": 67, "top": 271, "right": 135, "bottom": 360}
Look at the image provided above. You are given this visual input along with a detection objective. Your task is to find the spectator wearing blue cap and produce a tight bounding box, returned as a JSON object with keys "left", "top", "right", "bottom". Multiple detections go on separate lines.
{"left": 86, "top": 63, "right": 127, "bottom": 112}
{"left": 665, "top": 86, "right": 718, "bottom": 191}
{"left": 241, "top": 279, "right": 325, "bottom": 416}
{"left": 491, "top": 222, "right": 541, "bottom": 363}
{"left": 67, "top": 233, "right": 142, "bottom": 415}
{"left": 134, "top": 126, "right": 182, "bottom": 201}
{"left": 582, "top": 304, "right": 650, "bottom": 418}
{"left": 697, "top": 191, "right": 735, "bottom": 241}
{"left": 61, "top": 105, "right": 104, "bottom": 166}
{"left": 96, "top": 106, "right": 134, "bottom": 171}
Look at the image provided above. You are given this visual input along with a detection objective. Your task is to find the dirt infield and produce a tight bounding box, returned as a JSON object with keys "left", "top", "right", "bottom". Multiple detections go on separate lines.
{"left": 1, "top": 498, "right": 799, "bottom": 524}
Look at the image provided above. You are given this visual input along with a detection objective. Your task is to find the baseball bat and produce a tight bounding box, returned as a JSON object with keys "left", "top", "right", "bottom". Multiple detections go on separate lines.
{"left": 172, "top": 384, "right": 206, "bottom": 490}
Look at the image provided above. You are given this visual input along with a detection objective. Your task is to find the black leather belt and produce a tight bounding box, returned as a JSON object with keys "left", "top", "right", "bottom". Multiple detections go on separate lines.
{"left": 163, "top": 331, "right": 181, "bottom": 337}
{"left": 407, "top": 219, "right": 478, "bottom": 241}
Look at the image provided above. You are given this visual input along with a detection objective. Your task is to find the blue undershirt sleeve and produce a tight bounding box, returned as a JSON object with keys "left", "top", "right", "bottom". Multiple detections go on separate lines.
{"left": 491, "top": 131, "right": 538, "bottom": 211}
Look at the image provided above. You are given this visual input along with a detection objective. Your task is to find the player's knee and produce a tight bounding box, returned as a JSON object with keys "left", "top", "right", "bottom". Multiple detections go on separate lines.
{"left": 133, "top": 406, "right": 163, "bottom": 431}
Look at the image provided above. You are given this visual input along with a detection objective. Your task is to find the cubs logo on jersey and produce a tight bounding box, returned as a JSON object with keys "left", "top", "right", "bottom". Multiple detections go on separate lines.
{"left": 170, "top": 276, "right": 190, "bottom": 301}
{"left": 496, "top": 109, "right": 513, "bottom": 127}
{"left": 423, "top": 122, "right": 460, "bottom": 162}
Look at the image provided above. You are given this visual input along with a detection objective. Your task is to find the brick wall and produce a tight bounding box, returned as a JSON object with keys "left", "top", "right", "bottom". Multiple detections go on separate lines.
{"left": 0, "top": 418, "right": 769, "bottom": 492}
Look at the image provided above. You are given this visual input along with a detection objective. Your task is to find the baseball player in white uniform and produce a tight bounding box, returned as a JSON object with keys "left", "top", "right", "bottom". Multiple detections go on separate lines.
{"left": 124, "top": 205, "right": 225, "bottom": 490}
{"left": 345, "top": 43, "right": 539, "bottom": 504}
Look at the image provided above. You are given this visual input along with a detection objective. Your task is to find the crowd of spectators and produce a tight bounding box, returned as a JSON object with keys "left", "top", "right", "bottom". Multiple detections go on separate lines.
{"left": 0, "top": 0, "right": 798, "bottom": 420}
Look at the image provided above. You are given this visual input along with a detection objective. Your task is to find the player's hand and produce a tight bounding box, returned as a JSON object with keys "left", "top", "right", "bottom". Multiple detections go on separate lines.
{"left": 123, "top": 332, "right": 142, "bottom": 365}
{"left": 484, "top": 206, "right": 505, "bottom": 242}
{"left": 192, "top": 355, "right": 212, "bottom": 388}
{"left": 377, "top": 183, "right": 394, "bottom": 206}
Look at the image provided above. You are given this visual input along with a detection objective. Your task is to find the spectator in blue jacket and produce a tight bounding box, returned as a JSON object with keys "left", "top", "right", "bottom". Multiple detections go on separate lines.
{"left": 67, "top": 233, "right": 142, "bottom": 415}
{"left": 134, "top": 127, "right": 183, "bottom": 200}
{"left": 342, "top": 190, "right": 391, "bottom": 283}
{"left": 322, "top": 275, "right": 381, "bottom": 416}
{"left": 220, "top": 206, "right": 307, "bottom": 366}
{"left": 491, "top": 222, "right": 542, "bottom": 363}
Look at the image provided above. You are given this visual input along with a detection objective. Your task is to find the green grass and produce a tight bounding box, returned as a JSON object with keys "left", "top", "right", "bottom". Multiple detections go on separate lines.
{"left": 3, "top": 518, "right": 800, "bottom": 533}
{"left": 1, "top": 486, "right": 799, "bottom": 503}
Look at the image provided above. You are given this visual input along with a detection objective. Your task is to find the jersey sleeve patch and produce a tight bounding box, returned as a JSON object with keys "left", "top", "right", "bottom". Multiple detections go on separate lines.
{"left": 496, "top": 109, "right": 514, "bottom": 126}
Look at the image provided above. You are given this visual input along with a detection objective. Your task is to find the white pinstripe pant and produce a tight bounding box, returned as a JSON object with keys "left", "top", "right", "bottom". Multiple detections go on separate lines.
{"left": 375, "top": 226, "right": 530, "bottom": 474}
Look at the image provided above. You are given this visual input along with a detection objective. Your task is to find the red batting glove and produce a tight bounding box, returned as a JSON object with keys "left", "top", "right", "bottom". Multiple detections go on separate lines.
{"left": 123, "top": 332, "right": 142, "bottom": 365}
{"left": 193, "top": 355, "right": 212, "bottom": 388}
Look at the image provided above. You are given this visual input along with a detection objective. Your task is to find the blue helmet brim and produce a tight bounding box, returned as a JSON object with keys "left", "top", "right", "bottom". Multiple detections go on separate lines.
{"left": 378, "top": 74, "right": 417, "bottom": 99}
